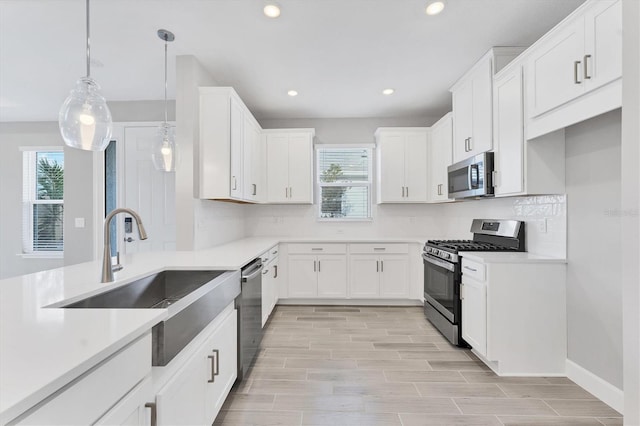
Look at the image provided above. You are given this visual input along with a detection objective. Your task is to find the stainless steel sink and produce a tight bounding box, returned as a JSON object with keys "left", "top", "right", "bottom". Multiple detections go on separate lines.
{"left": 61, "top": 269, "right": 241, "bottom": 366}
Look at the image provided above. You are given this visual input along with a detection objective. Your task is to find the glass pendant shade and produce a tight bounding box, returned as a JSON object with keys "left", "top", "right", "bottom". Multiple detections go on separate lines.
{"left": 152, "top": 122, "right": 178, "bottom": 172}
{"left": 59, "top": 77, "right": 113, "bottom": 151}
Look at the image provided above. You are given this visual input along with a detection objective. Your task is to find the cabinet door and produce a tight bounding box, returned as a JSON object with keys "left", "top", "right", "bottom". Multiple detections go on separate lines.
{"left": 349, "top": 256, "right": 380, "bottom": 298}
{"left": 378, "top": 134, "right": 406, "bottom": 202}
{"left": 156, "top": 348, "right": 207, "bottom": 426}
{"left": 243, "top": 117, "right": 261, "bottom": 202}
{"left": 584, "top": 0, "right": 622, "bottom": 93}
{"left": 262, "top": 265, "right": 272, "bottom": 327}
{"left": 461, "top": 278, "right": 487, "bottom": 357}
{"left": 379, "top": 255, "right": 409, "bottom": 298}
{"left": 494, "top": 67, "right": 524, "bottom": 196}
{"left": 404, "top": 132, "right": 429, "bottom": 202}
{"left": 288, "top": 133, "right": 313, "bottom": 203}
{"left": 271, "top": 258, "right": 279, "bottom": 312}
{"left": 430, "top": 114, "right": 452, "bottom": 202}
{"left": 95, "top": 378, "right": 153, "bottom": 426}
{"left": 229, "top": 97, "right": 244, "bottom": 199}
{"left": 526, "top": 18, "right": 585, "bottom": 118}
{"left": 317, "top": 255, "right": 348, "bottom": 298}
{"left": 470, "top": 59, "right": 493, "bottom": 155}
{"left": 204, "top": 311, "right": 238, "bottom": 424}
{"left": 266, "top": 134, "right": 290, "bottom": 203}
{"left": 452, "top": 80, "right": 473, "bottom": 163}
{"left": 288, "top": 255, "right": 317, "bottom": 297}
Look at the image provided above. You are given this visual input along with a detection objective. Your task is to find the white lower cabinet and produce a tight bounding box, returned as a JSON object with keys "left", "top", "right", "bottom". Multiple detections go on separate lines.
{"left": 349, "top": 255, "right": 409, "bottom": 299}
{"left": 460, "top": 257, "right": 566, "bottom": 376}
{"left": 156, "top": 308, "right": 237, "bottom": 426}
{"left": 288, "top": 254, "right": 348, "bottom": 298}
{"left": 17, "top": 334, "right": 152, "bottom": 426}
{"left": 95, "top": 378, "right": 153, "bottom": 426}
{"left": 262, "top": 245, "right": 280, "bottom": 327}
{"left": 460, "top": 276, "right": 487, "bottom": 357}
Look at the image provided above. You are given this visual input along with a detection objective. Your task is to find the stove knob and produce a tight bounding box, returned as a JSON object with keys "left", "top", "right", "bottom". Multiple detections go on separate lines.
{"left": 445, "top": 253, "right": 451, "bottom": 260}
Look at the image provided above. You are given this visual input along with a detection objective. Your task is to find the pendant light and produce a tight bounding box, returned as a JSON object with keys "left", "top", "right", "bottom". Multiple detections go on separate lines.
{"left": 151, "top": 29, "right": 177, "bottom": 172}
{"left": 59, "top": 0, "right": 112, "bottom": 151}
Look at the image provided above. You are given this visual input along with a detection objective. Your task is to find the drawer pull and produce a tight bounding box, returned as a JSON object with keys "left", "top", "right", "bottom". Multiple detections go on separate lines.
{"left": 376, "top": 260, "right": 379, "bottom": 272}
{"left": 311, "top": 248, "right": 323, "bottom": 251}
{"left": 464, "top": 266, "right": 478, "bottom": 272}
{"left": 273, "top": 265, "right": 278, "bottom": 278}
{"left": 373, "top": 247, "right": 386, "bottom": 251}
{"left": 145, "top": 403, "right": 157, "bottom": 426}
{"left": 208, "top": 349, "right": 219, "bottom": 382}
{"left": 381, "top": 260, "right": 384, "bottom": 272}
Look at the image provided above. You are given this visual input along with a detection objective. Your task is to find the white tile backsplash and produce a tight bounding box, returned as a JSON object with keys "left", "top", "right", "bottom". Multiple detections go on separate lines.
{"left": 244, "top": 195, "right": 567, "bottom": 258}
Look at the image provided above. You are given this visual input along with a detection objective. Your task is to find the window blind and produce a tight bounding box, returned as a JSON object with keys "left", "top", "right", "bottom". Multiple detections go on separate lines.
{"left": 317, "top": 147, "right": 371, "bottom": 220}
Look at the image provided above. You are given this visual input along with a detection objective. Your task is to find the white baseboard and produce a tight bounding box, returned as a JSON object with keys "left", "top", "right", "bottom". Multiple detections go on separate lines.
{"left": 566, "top": 359, "right": 624, "bottom": 415}
{"left": 277, "top": 299, "right": 423, "bottom": 306}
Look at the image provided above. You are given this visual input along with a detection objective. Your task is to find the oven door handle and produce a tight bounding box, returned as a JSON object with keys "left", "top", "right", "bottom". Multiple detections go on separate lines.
{"left": 422, "top": 253, "right": 455, "bottom": 272}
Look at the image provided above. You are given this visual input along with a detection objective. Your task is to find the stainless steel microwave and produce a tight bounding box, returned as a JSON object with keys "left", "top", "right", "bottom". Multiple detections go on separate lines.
{"left": 447, "top": 152, "right": 494, "bottom": 199}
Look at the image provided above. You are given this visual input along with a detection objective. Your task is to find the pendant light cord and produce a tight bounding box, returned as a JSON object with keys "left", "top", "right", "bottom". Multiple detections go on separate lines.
{"left": 164, "top": 35, "right": 168, "bottom": 125}
{"left": 86, "top": 0, "right": 91, "bottom": 78}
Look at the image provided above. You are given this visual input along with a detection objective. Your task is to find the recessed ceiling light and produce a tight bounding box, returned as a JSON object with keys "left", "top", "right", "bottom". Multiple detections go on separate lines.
{"left": 287, "top": 90, "right": 298, "bottom": 97}
{"left": 382, "top": 88, "right": 395, "bottom": 95}
{"left": 263, "top": 3, "right": 281, "bottom": 18}
{"left": 425, "top": 1, "right": 445, "bottom": 15}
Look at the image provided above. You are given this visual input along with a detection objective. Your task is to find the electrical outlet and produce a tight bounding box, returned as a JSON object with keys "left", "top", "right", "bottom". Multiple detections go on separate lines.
{"left": 537, "top": 218, "right": 548, "bottom": 233}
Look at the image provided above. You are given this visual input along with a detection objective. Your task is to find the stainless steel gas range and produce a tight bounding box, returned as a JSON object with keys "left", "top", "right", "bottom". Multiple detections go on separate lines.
{"left": 422, "top": 219, "right": 525, "bottom": 346}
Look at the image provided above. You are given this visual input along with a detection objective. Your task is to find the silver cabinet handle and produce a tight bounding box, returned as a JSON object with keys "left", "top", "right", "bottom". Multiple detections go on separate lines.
{"left": 252, "top": 183, "right": 257, "bottom": 196}
{"left": 285, "top": 187, "right": 288, "bottom": 198}
{"left": 145, "top": 403, "right": 157, "bottom": 426}
{"left": 374, "top": 247, "right": 386, "bottom": 251}
{"left": 574, "top": 60, "right": 582, "bottom": 84}
{"left": 273, "top": 265, "right": 278, "bottom": 278}
{"left": 272, "top": 250, "right": 278, "bottom": 255}
{"left": 464, "top": 138, "right": 468, "bottom": 152}
{"left": 406, "top": 187, "right": 409, "bottom": 197}
{"left": 460, "top": 283, "right": 465, "bottom": 301}
{"left": 318, "top": 260, "right": 321, "bottom": 272}
{"left": 584, "top": 54, "right": 591, "bottom": 80}
{"left": 262, "top": 269, "right": 269, "bottom": 275}
{"left": 492, "top": 170, "right": 498, "bottom": 188}
{"left": 438, "top": 184, "right": 443, "bottom": 196}
{"left": 468, "top": 137, "right": 472, "bottom": 152}
{"left": 464, "top": 266, "right": 477, "bottom": 272}
{"left": 289, "top": 187, "right": 293, "bottom": 198}
{"left": 381, "top": 260, "right": 384, "bottom": 272}
{"left": 208, "top": 349, "right": 219, "bottom": 383}
{"left": 313, "top": 260, "right": 316, "bottom": 272}
{"left": 376, "top": 260, "right": 379, "bottom": 272}
{"left": 311, "top": 248, "right": 323, "bottom": 251}
{"left": 401, "top": 186, "right": 405, "bottom": 197}
{"left": 232, "top": 176, "right": 237, "bottom": 190}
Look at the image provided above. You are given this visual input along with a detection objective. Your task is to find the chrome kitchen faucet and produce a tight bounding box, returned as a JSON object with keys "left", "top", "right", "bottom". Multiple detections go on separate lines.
{"left": 101, "top": 208, "right": 148, "bottom": 283}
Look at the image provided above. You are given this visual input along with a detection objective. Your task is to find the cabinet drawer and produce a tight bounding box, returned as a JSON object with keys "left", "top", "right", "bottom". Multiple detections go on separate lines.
{"left": 18, "top": 333, "right": 151, "bottom": 425}
{"left": 260, "top": 245, "right": 279, "bottom": 264}
{"left": 461, "top": 259, "right": 486, "bottom": 282}
{"left": 349, "top": 243, "right": 409, "bottom": 254}
{"left": 287, "top": 243, "right": 347, "bottom": 254}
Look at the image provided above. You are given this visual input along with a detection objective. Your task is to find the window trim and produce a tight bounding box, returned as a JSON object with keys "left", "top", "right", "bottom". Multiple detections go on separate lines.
{"left": 315, "top": 144, "right": 374, "bottom": 222}
{"left": 22, "top": 147, "right": 64, "bottom": 255}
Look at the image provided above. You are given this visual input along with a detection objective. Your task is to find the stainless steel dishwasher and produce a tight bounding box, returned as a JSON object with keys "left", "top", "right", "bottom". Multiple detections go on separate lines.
{"left": 236, "top": 258, "right": 263, "bottom": 381}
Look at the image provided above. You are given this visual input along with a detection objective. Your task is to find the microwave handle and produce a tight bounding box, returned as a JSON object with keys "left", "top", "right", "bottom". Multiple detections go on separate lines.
{"left": 468, "top": 164, "right": 479, "bottom": 189}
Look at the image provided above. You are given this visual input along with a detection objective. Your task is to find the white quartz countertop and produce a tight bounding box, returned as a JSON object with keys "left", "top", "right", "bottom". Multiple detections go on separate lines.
{"left": 459, "top": 251, "right": 567, "bottom": 264}
{"left": 0, "top": 236, "right": 427, "bottom": 422}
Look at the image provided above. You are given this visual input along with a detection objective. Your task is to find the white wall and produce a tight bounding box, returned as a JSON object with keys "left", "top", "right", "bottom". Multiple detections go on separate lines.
{"left": 622, "top": 0, "right": 640, "bottom": 422}
{"left": 565, "top": 110, "right": 622, "bottom": 390}
{"left": 0, "top": 122, "right": 65, "bottom": 278}
{"left": 175, "top": 55, "right": 247, "bottom": 251}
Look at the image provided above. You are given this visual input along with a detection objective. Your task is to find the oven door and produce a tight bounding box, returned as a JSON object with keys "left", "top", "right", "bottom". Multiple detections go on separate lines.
{"left": 422, "top": 252, "right": 459, "bottom": 323}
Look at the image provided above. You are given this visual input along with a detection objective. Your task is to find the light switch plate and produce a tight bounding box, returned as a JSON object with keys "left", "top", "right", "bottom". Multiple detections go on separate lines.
{"left": 537, "top": 218, "right": 548, "bottom": 233}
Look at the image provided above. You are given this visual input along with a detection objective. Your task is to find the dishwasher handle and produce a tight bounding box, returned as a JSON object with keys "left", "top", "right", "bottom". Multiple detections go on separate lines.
{"left": 242, "top": 261, "right": 264, "bottom": 282}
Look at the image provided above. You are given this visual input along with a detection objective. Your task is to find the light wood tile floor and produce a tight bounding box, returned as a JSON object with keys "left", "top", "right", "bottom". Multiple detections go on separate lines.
{"left": 214, "top": 306, "right": 622, "bottom": 426}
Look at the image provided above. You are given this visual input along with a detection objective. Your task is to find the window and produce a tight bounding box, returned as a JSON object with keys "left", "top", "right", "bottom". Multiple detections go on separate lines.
{"left": 316, "top": 146, "right": 372, "bottom": 220}
{"left": 22, "top": 149, "right": 64, "bottom": 253}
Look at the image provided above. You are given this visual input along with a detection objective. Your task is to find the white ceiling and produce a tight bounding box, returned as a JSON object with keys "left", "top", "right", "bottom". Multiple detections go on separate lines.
{"left": 0, "top": 0, "right": 584, "bottom": 122}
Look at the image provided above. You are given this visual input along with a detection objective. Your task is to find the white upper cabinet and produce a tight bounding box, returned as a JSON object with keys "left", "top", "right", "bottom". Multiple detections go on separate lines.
{"left": 428, "top": 113, "right": 453, "bottom": 203}
{"left": 375, "top": 128, "right": 429, "bottom": 204}
{"left": 198, "top": 87, "right": 263, "bottom": 203}
{"left": 265, "top": 130, "right": 314, "bottom": 204}
{"left": 525, "top": 0, "right": 621, "bottom": 138}
{"left": 450, "top": 48, "right": 524, "bottom": 163}
{"left": 493, "top": 61, "right": 566, "bottom": 197}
